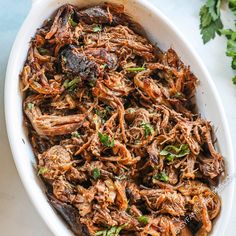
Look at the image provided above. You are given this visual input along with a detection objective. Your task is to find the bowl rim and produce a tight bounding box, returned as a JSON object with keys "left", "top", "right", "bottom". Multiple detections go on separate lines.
{"left": 4, "top": 0, "right": 235, "bottom": 235}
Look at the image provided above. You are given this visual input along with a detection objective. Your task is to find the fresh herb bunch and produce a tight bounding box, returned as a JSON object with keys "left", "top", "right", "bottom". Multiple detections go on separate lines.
{"left": 199, "top": 0, "right": 236, "bottom": 83}
{"left": 200, "top": 0, "right": 223, "bottom": 44}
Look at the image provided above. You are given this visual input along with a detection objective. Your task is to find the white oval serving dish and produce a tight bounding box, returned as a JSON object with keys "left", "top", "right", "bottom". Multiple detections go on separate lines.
{"left": 4, "top": 0, "right": 235, "bottom": 235}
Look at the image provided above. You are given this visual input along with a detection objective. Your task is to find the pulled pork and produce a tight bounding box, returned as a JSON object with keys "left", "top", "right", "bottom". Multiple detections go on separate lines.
{"left": 21, "top": 3, "right": 224, "bottom": 236}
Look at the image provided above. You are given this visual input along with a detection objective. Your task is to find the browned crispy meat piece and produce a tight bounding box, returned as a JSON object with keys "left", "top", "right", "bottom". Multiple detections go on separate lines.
{"left": 78, "top": 6, "right": 113, "bottom": 24}
{"left": 140, "top": 189, "right": 186, "bottom": 216}
{"left": 38, "top": 145, "right": 73, "bottom": 181}
{"left": 21, "top": 3, "right": 224, "bottom": 236}
{"left": 48, "top": 194, "right": 89, "bottom": 236}
{"left": 24, "top": 95, "right": 86, "bottom": 136}
{"left": 60, "top": 45, "right": 99, "bottom": 79}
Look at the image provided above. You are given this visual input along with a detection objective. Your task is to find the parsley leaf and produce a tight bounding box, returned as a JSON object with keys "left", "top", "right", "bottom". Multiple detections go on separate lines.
{"left": 229, "top": 0, "right": 236, "bottom": 16}
{"left": 153, "top": 172, "right": 169, "bottom": 182}
{"left": 141, "top": 122, "right": 154, "bottom": 138}
{"left": 160, "top": 144, "right": 190, "bottom": 162}
{"left": 100, "top": 63, "right": 107, "bottom": 69}
{"left": 95, "top": 224, "right": 127, "bottom": 236}
{"left": 93, "top": 25, "right": 102, "bottom": 32}
{"left": 98, "top": 132, "right": 114, "bottom": 148}
{"left": 199, "top": 0, "right": 223, "bottom": 44}
{"left": 63, "top": 77, "right": 80, "bottom": 91}
{"left": 38, "top": 47, "right": 49, "bottom": 55}
{"left": 94, "top": 106, "right": 112, "bottom": 124}
{"left": 93, "top": 168, "right": 101, "bottom": 180}
{"left": 233, "top": 75, "right": 236, "bottom": 84}
{"left": 38, "top": 167, "right": 48, "bottom": 176}
{"left": 126, "top": 67, "right": 146, "bottom": 72}
{"left": 138, "top": 216, "right": 149, "bottom": 225}
{"left": 206, "top": 0, "right": 221, "bottom": 20}
{"left": 68, "top": 15, "right": 77, "bottom": 27}
{"left": 199, "top": 0, "right": 236, "bottom": 83}
{"left": 62, "top": 56, "right": 67, "bottom": 64}
{"left": 27, "top": 103, "right": 34, "bottom": 110}
{"left": 71, "top": 131, "right": 80, "bottom": 138}
{"left": 219, "top": 28, "right": 236, "bottom": 82}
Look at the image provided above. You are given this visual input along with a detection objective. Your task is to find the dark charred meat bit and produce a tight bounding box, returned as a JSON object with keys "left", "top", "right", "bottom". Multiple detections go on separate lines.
{"left": 60, "top": 45, "right": 99, "bottom": 80}
{"left": 21, "top": 3, "right": 225, "bottom": 236}
{"left": 48, "top": 194, "right": 89, "bottom": 236}
{"left": 78, "top": 6, "right": 112, "bottom": 24}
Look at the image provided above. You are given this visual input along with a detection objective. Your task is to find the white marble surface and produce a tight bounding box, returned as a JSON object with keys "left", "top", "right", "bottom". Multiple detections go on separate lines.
{"left": 0, "top": 0, "right": 235, "bottom": 235}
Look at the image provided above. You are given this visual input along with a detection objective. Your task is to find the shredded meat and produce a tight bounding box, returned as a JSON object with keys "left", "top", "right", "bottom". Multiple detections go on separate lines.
{"left": 21, "top": 3, "right": 224, "bottom": 236}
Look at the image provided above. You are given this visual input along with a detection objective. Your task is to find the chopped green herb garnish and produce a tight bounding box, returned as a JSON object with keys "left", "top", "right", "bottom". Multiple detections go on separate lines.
{"left": 94, "top": 230, "right": 106, "bottom": 236}
{"left": 93, "top": 168, "right": 101, "bottom": 180}
{"left": 135, "top": 140, "right": 141, "bottom": 145}
{"left": 95, "top": 224, "right": 127, "bottom": 236}
{"left": 67, "top": 77, "right": 80, "bottom": 88}
{"left": 100, "top": 63, "right": 107, "bottom": 69}
{"left": 69, "top": 15, "right": 77, "bottom": 27}
{"left": 127, "top": 108, "right": 135, "bottom": 113}
{"left": 38, "top": 47, "right": 49, "bottom": 55}
{"left": 153, "top": 172, "right": 169, "bottom": 182}
{"left": 174, "top": 92, "right": 183, "bottom": 98}
{"left": 71, "top": 131, "right": 80, "bottom": 138}
{"left": 94, "top": 106, "right": 112, "bottom": 124}
{"left": 141, "top": 122, "right": 154, "bottom": 138}
{"left": 63, "top": 79, "right": 69, "bottom": 88}
{"left": 88, "top": 77, "right": 97, "bottom": 87}
{"left": 62, "top": 56, "right": 67, "bottom": 64}
{"left": 138, "top": 215, "right": 149, "bottom": 225}
{"left": 98, "top": 132, "right": 114, "bottom": 148}
{"left": 126, "top": 67, "right": 146, "bottom": 72}
{"left": 93, "top": 25, "right": 102, "bottom": 32}
{"left": 115, "top": 175, "right": 127, "bottom": 181}
{"left": 63, "top": 77, "right": 80, "bottom": 91}
{"left": 27, "top": 103, "right": 34, "bottom": 110}
{"left": 38, "top": 167, "right": 48, "bottom": 176}
{"left": 160, "top": 144, "right": 190, "bottom": 162}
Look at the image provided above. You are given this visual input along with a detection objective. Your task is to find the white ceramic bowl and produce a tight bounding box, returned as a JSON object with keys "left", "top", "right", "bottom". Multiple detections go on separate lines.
{"left": 4, "top": 0, "right": 235, "bottom": 235}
